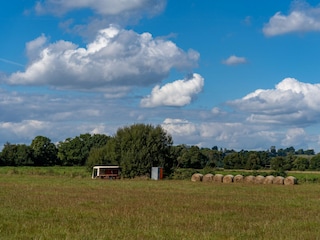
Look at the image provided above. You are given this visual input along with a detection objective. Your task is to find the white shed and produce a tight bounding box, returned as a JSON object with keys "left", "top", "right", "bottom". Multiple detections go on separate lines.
{"left": 92, "top": 166, "right": 121, "bottom": 179}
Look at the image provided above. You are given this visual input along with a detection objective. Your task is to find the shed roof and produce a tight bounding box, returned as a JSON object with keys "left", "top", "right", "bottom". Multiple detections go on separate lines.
{"left": 93, "top": 166, "right": 120, "bottom": 169}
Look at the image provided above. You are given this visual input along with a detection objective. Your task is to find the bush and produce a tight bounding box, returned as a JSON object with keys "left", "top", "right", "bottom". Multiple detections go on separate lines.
{"left": 270, "top": 170, "right": 287, "bottom": 178}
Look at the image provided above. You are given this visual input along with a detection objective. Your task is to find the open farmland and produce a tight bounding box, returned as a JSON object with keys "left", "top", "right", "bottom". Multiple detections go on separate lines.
{"left": 1, "top": 171, "right": 320, "bottom": 239}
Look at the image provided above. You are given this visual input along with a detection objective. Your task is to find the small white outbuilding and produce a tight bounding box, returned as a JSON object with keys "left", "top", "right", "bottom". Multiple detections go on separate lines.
{"left": 92, "top": 166, "right": 121, "bottom": 179}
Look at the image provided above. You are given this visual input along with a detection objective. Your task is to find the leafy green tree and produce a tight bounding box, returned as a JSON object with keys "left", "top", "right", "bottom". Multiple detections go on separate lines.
{"left": 295, "top": 149, "right": 304, "bottom": 155}
{"left": 292, "top": 157, "right": 309, "bottom": 171}
{"left": 201, "top": 148, "right": 219, "bottom": 168}
{"left": 270, "top": 146, "right": 277, "bottom": 156}
{"left": 15, "top": 144, "right": 33, "bottom": 166}
{"left": 86, "top": 138, "right": 120, "bottom": 170}
{"left": 1, "top": 142, "right": 18, "bottom": 166}
{"left": 209, "top": 149, "right": 224, "bottom": 168}
{"left": 171, "top": 145, "right": 207, "bottom": 169}
{"left": 31, "top": 136, "right": 57, "bottom": 166}
{"left": 304, "top": 149, "right": 315, "bottom": 155}
{"left": 58, "top": 133, "right": 110, "bottom": 166}
{"left": 284, "top": 154, "right": 295, "bottom": 170}
{"left": 0, "top": 143, "right": 33, "bottom": 166}
{"left": 285, "top": 146, "right": 295, "bottom": 155}
{"left": 110, "top": 124, "right": 173, "bottom": 178}
{"left": 245, "top": 152, "right": 261, "bottom": 170}
{"left": 309, "top": 154, "right": 320, "bottom": 170}
{"left": 223, "top": 151, "right": 240, "bottom": 169}
{"left": 270, "top": 156, "right": 293, "bottom": 171}
{"left": 256, "top": 151, "right": 270, "bottom": 168}
{"left": 169, "top": 145, "right": 186, "bottom": 169}
{"left": 277, "top": 148, "right": 286, "bottom": 157}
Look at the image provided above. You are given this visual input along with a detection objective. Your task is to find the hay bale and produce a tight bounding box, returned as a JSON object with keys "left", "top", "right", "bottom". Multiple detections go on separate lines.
{"left": 264, "top": 175, "right": 275, "bottom": 184}
{"left": 191, "top": 173, "right": 203, "bottom": 182}
{"left": 202, "top": 173, "right": 214, "bottom": 182}
{"left": 254, "top": 175, "right": 265, "bottom": 184}
{"left": 234, "top": 174, "right": 244, "bottom": 183}
{"left": 213, "top": 174, "right": 224, "bottom": 183}
{"left": 273, "top": 176, "right": 284, "bottom": 185}
{"left": 223, "top": 174, "right": 234, "bottom": 183}
{"left": 244, "top": 175, "right": 255, "bottom": 183}
{"left": 284, "top": 176, "right": 297, "bottom": 185}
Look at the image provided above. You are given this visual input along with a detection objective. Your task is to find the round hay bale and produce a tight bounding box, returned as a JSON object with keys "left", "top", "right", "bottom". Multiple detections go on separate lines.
{"left": 273, "top": 176, "right": 284, "bottom": 185}
{"left": 223, "top": 174, "right": 234, "bottom": 183}
{"left": 244, "top": 175, "right": 255, "bottom": 184}
{"left": 254, "top": 175, "right": 265, "bottom": 184}
{"left": 234, "top": 174, "right": 244, "bottom": 183}
{"left": 213, "top": 174, "right": 224, "bottom": 183}
{"left": 284, "top": 176, "right": 297, "bottom": 185}
{"left": 264, "top": 175, "right": 275, "bottom": 184}
{"left": 202, "top": 173, "right": 214, "bottom": 182}
{"left": 191, "top": 173, "right": 203, "bottom": 182}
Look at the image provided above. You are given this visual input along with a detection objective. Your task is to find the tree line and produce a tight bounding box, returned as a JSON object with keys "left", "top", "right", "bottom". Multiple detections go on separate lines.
{"left": 1, "top": 124, "right": 320, "bottom": 178}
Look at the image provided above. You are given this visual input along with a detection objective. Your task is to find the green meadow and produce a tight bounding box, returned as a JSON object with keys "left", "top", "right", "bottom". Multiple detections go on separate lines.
{"left": 1, "top": 168, "right": 320, "bottom": 239}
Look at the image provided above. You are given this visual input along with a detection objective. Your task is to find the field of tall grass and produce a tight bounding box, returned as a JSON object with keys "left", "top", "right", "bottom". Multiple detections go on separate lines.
{"left": 1, "top": 167, "right": 320, "bottom": 239}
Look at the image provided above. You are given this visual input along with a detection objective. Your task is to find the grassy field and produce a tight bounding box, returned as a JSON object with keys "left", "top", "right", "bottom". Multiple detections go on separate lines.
{"left": 1, "top": 168, "right": 320, "bottom": 239}
{"left": 0, "top": 166, "right": 89, "bottom": 178}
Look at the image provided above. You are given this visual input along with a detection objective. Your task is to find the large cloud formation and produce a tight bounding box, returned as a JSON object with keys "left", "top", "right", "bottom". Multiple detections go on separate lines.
{"left": 161, "top": 77, "right": 320, "bottom": 150}
{"left": 140, "top": 73, "right": 204, "bottom": 107}
{"left": 228, "top": 78, "right": 320, "bottom": 125}
{"left": 7, "top": 25, "right": 199, "bottom": 96}
{"left": 162, "top": 117, "right": 317, "bottom": 151}
{"left": 263, "top": 1, "right": 320, "bottom": 36}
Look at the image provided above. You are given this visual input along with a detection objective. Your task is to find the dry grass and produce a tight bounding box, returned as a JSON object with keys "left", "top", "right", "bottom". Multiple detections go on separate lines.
{"left": 1, "top": 174, "right": 320, "bottom": 239}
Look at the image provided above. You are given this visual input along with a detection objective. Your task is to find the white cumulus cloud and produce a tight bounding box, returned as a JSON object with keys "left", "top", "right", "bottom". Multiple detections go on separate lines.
{"left": 228, "top": 77, "right": 320, "bottom": 125}
{"left": 222, "top": 55, "right": 247, "bottom": 65}
{"left": 282, "top": 128, "right": 308, "bottom": 147}
{"left": 162, "top": 118, "right": 197, "bottom": 136}
{"left": 0, "top": 120, "right": 49, "bottom": 139}
{"left": 263, "top": 2, "right": 320, "bottom": 36}
{"left": 140, "top": 73, "right": 204, "bottom": 107}
{"left": 161, "top": 118, "right": 283, "bottom": 150}
{"left": 7, "top": 25, "right": 199, "bottom": 96}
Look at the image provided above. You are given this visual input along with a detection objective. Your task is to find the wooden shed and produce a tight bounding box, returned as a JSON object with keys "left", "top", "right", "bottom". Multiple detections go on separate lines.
{"left": 92, "top": 166, "right": 121, "bottom": 179}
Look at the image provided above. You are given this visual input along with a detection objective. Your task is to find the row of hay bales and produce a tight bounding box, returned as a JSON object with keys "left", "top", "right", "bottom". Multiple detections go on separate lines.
{"left": 191, "top": 173, "right": 297, "bottom": 185}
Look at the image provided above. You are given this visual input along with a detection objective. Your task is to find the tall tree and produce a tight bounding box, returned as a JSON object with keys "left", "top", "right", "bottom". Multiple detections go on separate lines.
{"left": 15, "top": 144, "right": 33, "bottom": 166}
{"left": 58, "top": 133, "right": 110, "bottom": 166}
{"left": 292, "top": 157, "right": 309, "bottom": 171}
{"left": 1, "top": 142, "right": 18, "bottom": 166}
{"left": 86, "top": 138, "right": 120, "bottom": 170}
{"left": 270, "top": 156, "right": 293, "bottom": 171}
{"left": 309, "top": 154, "right": 320, "bottom": 170}
{"left": 31, "top": 136, "right": 57, "bottom": 166}
{"left": 110, "top": 124, "right": 173, "bottom": 178}
{"left": 223, "top": 151, "right": 240, "bottom": 169}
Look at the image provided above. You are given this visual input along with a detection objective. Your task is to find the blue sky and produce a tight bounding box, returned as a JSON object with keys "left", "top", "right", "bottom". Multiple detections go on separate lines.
{"left": 1, "top": 0, "right": 320, "bottom": 152}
